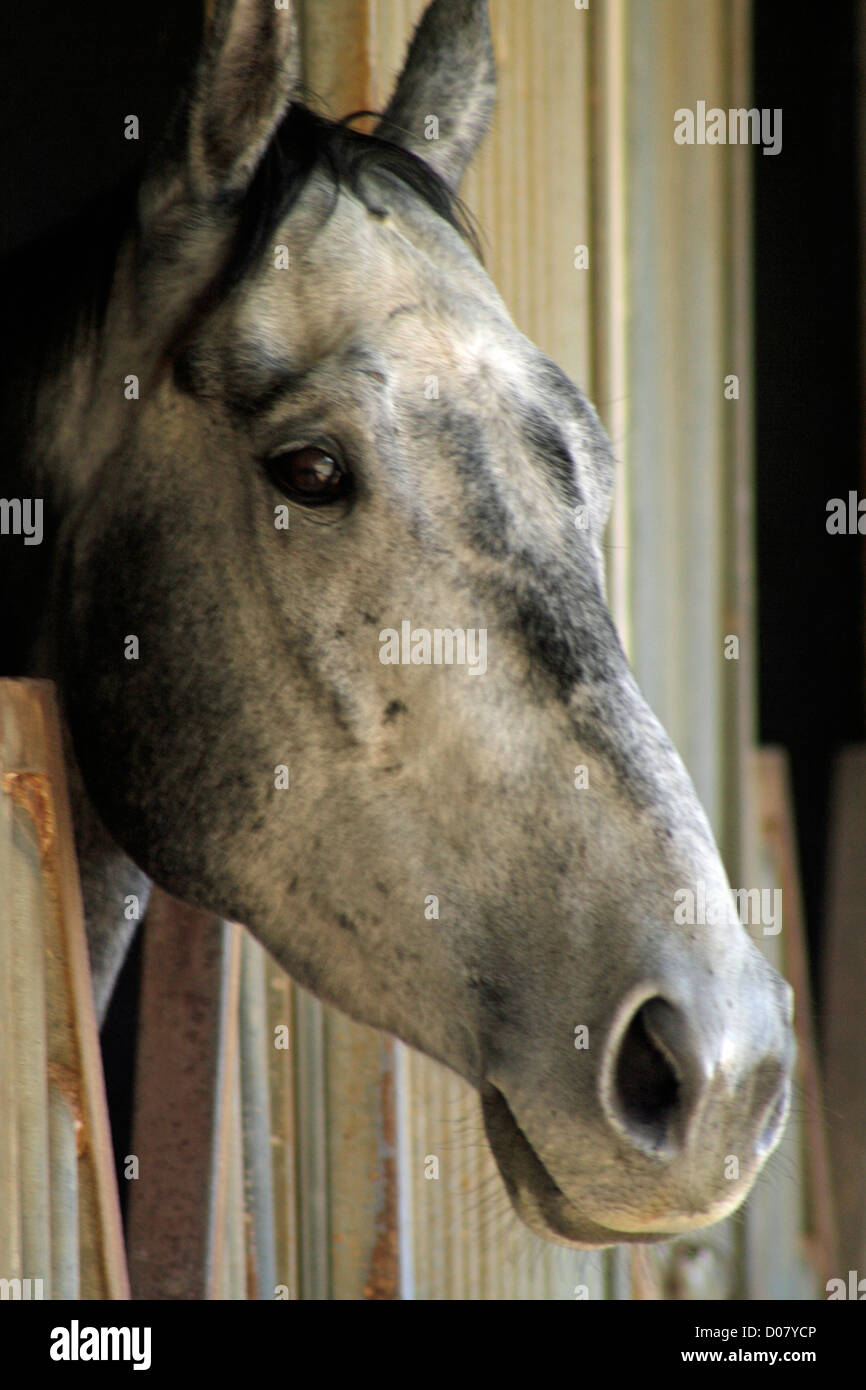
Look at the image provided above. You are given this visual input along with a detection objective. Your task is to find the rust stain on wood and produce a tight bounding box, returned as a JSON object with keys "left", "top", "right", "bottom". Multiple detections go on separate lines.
{"left": 47, "top": 1062, "right": 86, "bottom": 1157}
{"left": 362, "top": 1059, "right": 399, "bottom": 1300}
{"left": 0, "top": 680, "right": 131, "bottom": 1298}
{"left": 2, "top": 770, "right": 56, "bottom": 860}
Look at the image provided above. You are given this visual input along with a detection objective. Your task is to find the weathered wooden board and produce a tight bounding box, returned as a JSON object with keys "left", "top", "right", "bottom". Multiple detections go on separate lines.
{"left": 126, "top": 895, "right": 241, "bottom": 1299}
{"left": 823, "top": 744, "right": 866, "bottom": 1276}
{"left": 746, "top": 748, "right": 836, "bottom": 1298}
{"left": 0, "top": 677, "right": 128, "bottom": 1300}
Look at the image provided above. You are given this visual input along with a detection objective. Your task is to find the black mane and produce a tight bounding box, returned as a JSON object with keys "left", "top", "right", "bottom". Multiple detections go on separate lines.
{"left": 222, "top": 101, "right": 479, "bottom": 293}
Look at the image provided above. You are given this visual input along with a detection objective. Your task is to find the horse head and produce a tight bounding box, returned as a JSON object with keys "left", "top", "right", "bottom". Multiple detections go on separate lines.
{"left": 31, "top": 0, "right": 794, "bottom": 1247}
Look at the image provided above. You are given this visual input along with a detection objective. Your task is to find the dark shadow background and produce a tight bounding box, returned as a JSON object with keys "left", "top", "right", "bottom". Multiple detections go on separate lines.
{"left": 0, "top": 1, "right": 202, "bottom": 1204}
{"left": 0, "top": 0, "right": 862, "bottom": 1207}
{"left": 754, "top": 0, "right": 864, "bottom": 989}
{"left": 0, "top": 4, "right": 200, "bottom": 249}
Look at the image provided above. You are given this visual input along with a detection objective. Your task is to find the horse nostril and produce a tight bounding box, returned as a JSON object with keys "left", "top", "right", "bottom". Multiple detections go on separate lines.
{"left": 604, "top": 996, "right": 684, "bottom": 1157}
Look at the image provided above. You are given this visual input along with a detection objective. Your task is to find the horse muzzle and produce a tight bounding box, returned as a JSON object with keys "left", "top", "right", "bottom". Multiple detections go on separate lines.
{"left": 481, "top": 947, "right": 796, "bottom": 1247}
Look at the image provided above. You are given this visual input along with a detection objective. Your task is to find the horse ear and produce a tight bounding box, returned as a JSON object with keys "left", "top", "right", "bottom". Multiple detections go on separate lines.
{"left": 375, "top": 0, "right": 495, "bottom": 191}
{"left": 185, "top": 0, "right": 300, "bottom": 201}
{"left": 132, "top": 1, "right": 299, "bottom": 364}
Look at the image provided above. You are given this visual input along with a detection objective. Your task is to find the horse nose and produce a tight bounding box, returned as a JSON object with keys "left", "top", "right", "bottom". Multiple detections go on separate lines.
{"left": 598, "top": 988, "right": 792, "bottom": 1161}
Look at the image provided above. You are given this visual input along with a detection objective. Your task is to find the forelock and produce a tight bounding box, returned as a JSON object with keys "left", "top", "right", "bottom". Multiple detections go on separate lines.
{"left": 219, "top": 101, "right": 481, "bottom": 296}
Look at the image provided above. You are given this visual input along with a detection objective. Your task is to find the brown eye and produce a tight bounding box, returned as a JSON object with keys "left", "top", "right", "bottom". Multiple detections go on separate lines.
{"left": 267, "top": 445, "right": 350, "bottom": 505}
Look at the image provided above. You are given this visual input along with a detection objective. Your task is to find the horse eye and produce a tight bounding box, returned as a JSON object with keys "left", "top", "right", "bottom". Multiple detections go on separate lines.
{"left": 267, "top": 446, "right": 349, "bottom": 505}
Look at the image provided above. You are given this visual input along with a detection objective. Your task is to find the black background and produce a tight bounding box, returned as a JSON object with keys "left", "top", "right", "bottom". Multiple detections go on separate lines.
{"left": 754, "top": 0, "right": 863, "bottom": 986}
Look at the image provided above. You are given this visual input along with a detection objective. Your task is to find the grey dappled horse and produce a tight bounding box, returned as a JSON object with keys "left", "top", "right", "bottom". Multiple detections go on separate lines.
{"left": 1, "top": 0, "right": 794, "bottom": 1249}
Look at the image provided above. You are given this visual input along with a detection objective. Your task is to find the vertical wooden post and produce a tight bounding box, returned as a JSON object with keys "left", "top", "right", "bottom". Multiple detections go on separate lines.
{"left": 0, "top": 679, "right": 129, "bottom": 1300}
{"left": 823, "top": 746, "right": 866, "bottom": 1274}
{"left": 126, "top": 892, "right": 240, "bottom": 1299}
{"left": 752, "top": 749, "right": 839, "bottom": 1293}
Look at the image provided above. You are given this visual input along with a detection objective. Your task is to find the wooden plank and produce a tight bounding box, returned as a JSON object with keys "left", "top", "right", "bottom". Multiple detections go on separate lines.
{"left": 822, "top": 744, "right": 866, "bottom": 1274}
{"left": 752, "top": 747, "right": 838, "bottom": 1290}
{"left": 267, "top": 965, "right": 299, "bottom": 1298}
{"left": 324, "top": 1012, "right": 399, "bottom": 1300}
{"left": 0, "top": 726, "right": 22, "bottom": 1285}
{"left": 48, "top": 1089, "right": 79, "bottom": 1298}
{"left": 292, "top": 989, "right": 331, "bottom": 1300}
{"left": 127, "top": 889, "right": 239, "bottom": 1299}
{"left": 5, "top": 756, "right": 51, "bottom": 1288}
{"left": 0, "top": 678, "right": 129, "bottom": 1299}
{"left": 239, "top": 933, "right": 277, "bottom": 1298}
{"left": 206, "top": 923, "right": 243, "bottom": 1299}
{"left": 298, "top": 0, "right": 374, "bottom": 117}
{"left": 224, "top": 1027, "right": 247, "bottom": 1298}
{"left": 590, "top": 0, "right": 631, "bottom": 647}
